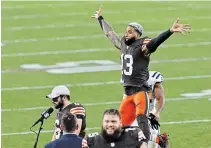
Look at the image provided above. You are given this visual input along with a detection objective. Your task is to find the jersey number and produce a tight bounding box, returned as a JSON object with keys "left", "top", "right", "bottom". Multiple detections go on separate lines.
{"left": 121, "top": 54, "right": 133, "bottom": 76}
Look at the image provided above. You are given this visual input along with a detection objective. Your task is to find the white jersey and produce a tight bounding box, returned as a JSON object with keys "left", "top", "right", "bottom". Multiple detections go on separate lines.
{"left": 148, "top": 71, "right": 163, "bottom": 148}
{"left": 132, "top": 71, "right": 163, "bottom": 147}
{"left": 147, "top": 71, "right": 163, "bottom": 113}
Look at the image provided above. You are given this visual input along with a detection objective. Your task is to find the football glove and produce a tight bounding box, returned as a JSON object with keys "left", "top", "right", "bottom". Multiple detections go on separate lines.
{"left": 149, "top": 113, "right": 160, "bottom": 130}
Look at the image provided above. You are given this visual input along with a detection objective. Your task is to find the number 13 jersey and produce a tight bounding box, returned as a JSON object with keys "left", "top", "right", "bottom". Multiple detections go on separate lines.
{"left": 120, "top": 36, "right": 151, "bottom": 88}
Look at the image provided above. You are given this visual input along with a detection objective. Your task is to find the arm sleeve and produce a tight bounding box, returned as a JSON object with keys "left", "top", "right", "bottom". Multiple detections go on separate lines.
{"left": 146, "top": 29, "right": 173, "bottom": 53}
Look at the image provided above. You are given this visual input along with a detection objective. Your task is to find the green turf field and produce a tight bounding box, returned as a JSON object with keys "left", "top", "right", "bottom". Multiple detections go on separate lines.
{"left": 1, "top": 1, "right": 211, "bottom": 148}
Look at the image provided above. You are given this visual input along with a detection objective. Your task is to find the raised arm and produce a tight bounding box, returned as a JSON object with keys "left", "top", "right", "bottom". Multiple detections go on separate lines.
{"left": 69, "top": 104, "right": 86, "bottom": 137}
{"left": 92, "top": 7, "right": 121, "bottom": 50}
{"left": 142, "top": 18, "right": 191, "bottom": 54}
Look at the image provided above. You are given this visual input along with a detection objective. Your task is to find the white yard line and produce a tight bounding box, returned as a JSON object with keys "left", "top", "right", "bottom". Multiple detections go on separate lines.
{"left": 161, "top": 119, "right": 211, "bottom": 125}
{"left": 1, "top": 97, "right": 203, "bottom": 112}
{"left": 183, "top": 3, "right": 211, "bottom": 9}
{"left": 2, "top": 2, "right": 210, "bottom": 10}
{"left": 2, "top": 119, "right": 211, "bottom": 136}
{"left": 1, "top": 7, "right": 185, "bottom": 20}
{"left": 2, "top": 28, "right": 211, "bottom": 44}
{"left": 1, "top": 9, "right": 166, "bottom": 20}
{"left": 2, "top": 9, "right": 211, "bottom": 20}
{"left": 2, "top": 57, "right": 211, "bottom": 74}
{"left": 2, "top": 3, "right": 76, "bottom": 9}
{"left": 2, "top": 75, "right": 211, "bottom": 92}
{"left": 1, "top": 101, "right": 119, "bottom": 112}
{"left": 1, "top": 48, "right": 114, "bottom": 57}
{"left": 151, "top": 57, "right": 211, "bottom": 64}
{"left": 2, "top": 42, "right": 211, "bottom": 57}
{"left": 4, "top": 16, "right": 211, "bottom": 31}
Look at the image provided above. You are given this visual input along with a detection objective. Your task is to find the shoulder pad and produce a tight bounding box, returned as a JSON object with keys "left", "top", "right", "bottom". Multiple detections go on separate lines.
{"left": 86, "top": 132, "right": 99, "bottom": 146}
{"left": 87, "top": 132, "right": 99, "bottom": 138}
{"left": 124, "top": 127, "right": 137, "bottom": 132}
{"left": 148, "top": 71, "right": 163, "bottom": 84}
{"left": 124, "top": 127, "right": 139, "bottom": 136}
{"left": 124, "top": 127, "right": 145, "bottom": 142}
{"left": 72, "top": 102, "right": 84, "bottom": 107}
